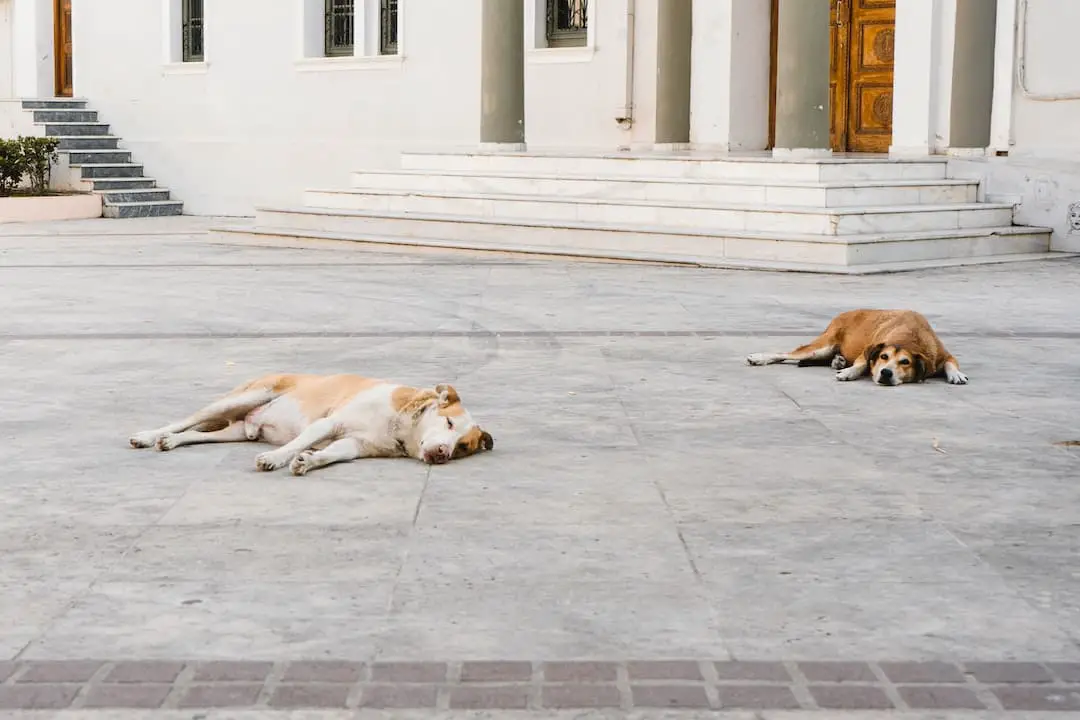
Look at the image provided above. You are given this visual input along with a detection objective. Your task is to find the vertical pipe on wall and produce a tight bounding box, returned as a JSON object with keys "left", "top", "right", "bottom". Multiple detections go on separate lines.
{"left": 617, "top": 0, "right": 636, "bottom": 128}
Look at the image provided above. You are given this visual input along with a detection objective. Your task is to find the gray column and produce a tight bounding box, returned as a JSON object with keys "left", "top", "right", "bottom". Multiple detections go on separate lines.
{"left": 480, "top": 0, "right": 525, "bottom": 147}
{"left": 773, "top": 0, "right": 831, "bottom": 154}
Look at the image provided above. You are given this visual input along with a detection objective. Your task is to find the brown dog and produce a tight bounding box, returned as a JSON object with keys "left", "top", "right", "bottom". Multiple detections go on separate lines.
{"left": 746, "top": 309, "right": 968, "bottom": 386}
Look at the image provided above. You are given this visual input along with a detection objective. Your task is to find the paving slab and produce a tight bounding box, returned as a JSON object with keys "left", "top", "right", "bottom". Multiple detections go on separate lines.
{"left": 1, "top": 217, "right": 1079, "bottom": 716}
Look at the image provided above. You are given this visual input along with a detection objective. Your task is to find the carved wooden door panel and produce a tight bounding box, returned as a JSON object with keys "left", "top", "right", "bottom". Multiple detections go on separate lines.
{"left": 54, "top": 0, "right": 73, "bottom": 97}
{"left": 831, "top": 0, "right": 895, "bottom": 152}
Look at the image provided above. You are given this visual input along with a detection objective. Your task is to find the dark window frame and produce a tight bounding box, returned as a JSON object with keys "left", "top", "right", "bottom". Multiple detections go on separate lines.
{"left": 181, "top": 0, "right": 204, "bottom": 62}
{"left": 325, "top": 0, "right": 355, "bottom": 57}
{"left": 546, "top": 0, "right": 587, "bottom": 48}
{"left": 380, "top": 0, "right": 398, "bottom": 55}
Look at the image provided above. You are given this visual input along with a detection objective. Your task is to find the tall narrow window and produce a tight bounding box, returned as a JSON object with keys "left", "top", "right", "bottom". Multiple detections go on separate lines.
{"left": 181, "top": 0, "right": 204, "bottom": 62}
{"left": 546, "top": 0, "right": 586, "bottom": 48}
{"left": 380, "top": 0, "right": 398, "bottom": 55}
{"left": 325, "top": 0, "right": 355, "bottom": 57}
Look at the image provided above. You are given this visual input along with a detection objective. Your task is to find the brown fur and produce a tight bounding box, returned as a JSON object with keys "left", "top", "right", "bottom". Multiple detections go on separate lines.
{"left": 749, "top": 309, "right": 965, "bottom": 385}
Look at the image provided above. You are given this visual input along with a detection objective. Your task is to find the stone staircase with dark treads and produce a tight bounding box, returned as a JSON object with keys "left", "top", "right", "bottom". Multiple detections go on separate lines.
{"left": 22, "top": 98, "right": 183, "bottom": 218}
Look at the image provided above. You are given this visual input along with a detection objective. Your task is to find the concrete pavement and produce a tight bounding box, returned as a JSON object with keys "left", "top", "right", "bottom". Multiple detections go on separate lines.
{"left": 1, "top": 216, "right": 1079, "bottom": 717}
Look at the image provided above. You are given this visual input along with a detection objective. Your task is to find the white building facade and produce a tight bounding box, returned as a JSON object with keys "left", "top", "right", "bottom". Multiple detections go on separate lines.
{"left": 2, "top": 0, "right": 1080, "bottom": 255}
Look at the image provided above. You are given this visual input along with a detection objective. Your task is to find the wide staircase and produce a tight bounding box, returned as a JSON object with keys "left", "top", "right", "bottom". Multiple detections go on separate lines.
{"left": 22, "top": 98, "right": 183, "bottom": 218}
{"left": 212, "top": 149, "right": 1060, "bottom": 274}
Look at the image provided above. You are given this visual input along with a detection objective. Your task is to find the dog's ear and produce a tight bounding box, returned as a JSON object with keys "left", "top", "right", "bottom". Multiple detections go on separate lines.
{"left": 480, "top": 430, "right": 494, "bottom": 452}
{"left": 435, "top": 384, "right": 460, "bottom": 407}
{"left": 864, "top": 343, "right": 885, "bottom": 365}
{"left": 913, "top": 354, "right": 928, "bottom": 382}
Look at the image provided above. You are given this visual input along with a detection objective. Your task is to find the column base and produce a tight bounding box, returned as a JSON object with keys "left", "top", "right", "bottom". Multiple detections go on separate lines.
{"left": 477, "top": 142, "right": 528, "bottom": 153}
{"left": 772, "top": 147, "right": 833, "bottom": 159}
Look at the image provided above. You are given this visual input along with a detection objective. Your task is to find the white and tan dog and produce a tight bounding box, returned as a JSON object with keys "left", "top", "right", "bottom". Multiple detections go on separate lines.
{"left": 129, "top": 373, "right": 494, "bottom": 475}
{"left": 746, "top": 309, "right": 968, "bottom": 386}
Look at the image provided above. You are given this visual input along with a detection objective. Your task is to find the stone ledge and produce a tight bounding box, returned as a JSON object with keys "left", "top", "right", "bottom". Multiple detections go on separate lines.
{"left": 0, "top": 193, "right": 102, "bottom": 224}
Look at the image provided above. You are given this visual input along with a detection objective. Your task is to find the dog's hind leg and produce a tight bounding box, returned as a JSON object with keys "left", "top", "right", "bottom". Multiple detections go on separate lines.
{"left": 746, "top": 336, "right": 839, "bottom": 367}
{"left": 129, "top": 388, "right": 277, "bottom": 449}
{"left": 155, "top": 421, "right": 250, "bottom": 452}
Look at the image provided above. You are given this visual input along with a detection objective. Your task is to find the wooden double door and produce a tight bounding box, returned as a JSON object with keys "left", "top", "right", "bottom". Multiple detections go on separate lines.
{"left": 829, "top": 0, "right": 896, "bottom": 152}
{"left": 54, "top": 0, "right": 73, "bottom": 97}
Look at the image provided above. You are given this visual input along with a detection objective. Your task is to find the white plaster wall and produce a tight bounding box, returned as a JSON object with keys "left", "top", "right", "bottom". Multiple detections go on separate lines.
{"left": 0, "top": 0, "right": 13, "bottom": 99}
{"left": 71, "top": 0, "right": 484, "bottom": 216}
{"left": 1008, "top": 0, "right": 1080, "bottom": 159}
{"left": 523, "top": 0, "right": 650, "bottom": 149}
{"left": 12, "top": 0, "right": 53, "bottom": 98}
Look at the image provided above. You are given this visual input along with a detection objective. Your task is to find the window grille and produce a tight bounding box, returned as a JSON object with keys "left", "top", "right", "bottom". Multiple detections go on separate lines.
{"left": 181, "top": 0, "right": 204, "bottom": 62}
{"left": 546, "top": 0, "right": 587, "bottom": 48}
{"left": 325, "top": 0, "right": 355, "bottom": 57}
{"left": 380, "top": 0, "right": 398, "bottom": 55}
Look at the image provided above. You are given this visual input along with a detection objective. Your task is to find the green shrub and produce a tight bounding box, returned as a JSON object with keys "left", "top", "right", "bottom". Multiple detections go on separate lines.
{"left": 0, "top": 138, "right": 25, "bottom": 197}
{"left": 20, "top": 136, "right": 60, "bottom": 195}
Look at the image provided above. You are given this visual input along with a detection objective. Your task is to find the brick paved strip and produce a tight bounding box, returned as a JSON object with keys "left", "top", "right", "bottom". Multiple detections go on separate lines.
{"left": 993, "top": 686, "right": 1080, "bottom": 711}
{"left": 966, "top": 661, "right": 1054, "bottom": 683}
{"left": 3, "top": 658, "right": 1080, "bottom": 711}
{"left": 898, "top": 685, "right": 988, "bottom": 710}
{"left": 541, "top": 684, "right": 621, "bottom": 708}
{"left": 631, "top": 684, "right": 711, "bottom": 709}
{"left": 809, "top": 684, "right": 895, "bottom": 710}
{"left": 879, "top": 660, "right": 966, "bottom": 684}
{"left": 716, "top": 684, "right": 800, "bottom": 709}
{"left": 192, "top": 661, "right": 273, "bottom": 682}
{"left": 714, "top": 661, "right": 791, "bottom": 682}
{"left": 542, "top": 661, "right": 618, "bottom": 683}
{"left": 18, "top": 661, "right": 102, "bottom": 683}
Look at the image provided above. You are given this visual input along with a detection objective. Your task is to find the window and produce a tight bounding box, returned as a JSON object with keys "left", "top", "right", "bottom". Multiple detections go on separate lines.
{"left": 546, "top": 0, "right": 587, "bottom": 48}
{"left": 325, "top": 0, "right": 355, "bottom": 57}
{"left": 380, "top": 0, "right": 398, "bottom": 55}
{"left": 181, "top": 0, "right": 204, "bottom": 62}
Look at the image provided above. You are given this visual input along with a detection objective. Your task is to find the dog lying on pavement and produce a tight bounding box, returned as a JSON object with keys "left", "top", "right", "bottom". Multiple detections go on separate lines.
{"left": 746, "top": 309, "right": 968, "bottom": 386}
{"left": 129, "top": 373, "right": 494, "bottom": 474}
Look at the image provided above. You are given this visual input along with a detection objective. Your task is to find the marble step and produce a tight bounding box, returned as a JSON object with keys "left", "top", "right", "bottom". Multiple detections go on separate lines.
{"left": 399, "top": 151, "right": 949, "bottom": 182}
{"left": 304, "top": 188, "right": 1013, "bottom": 235}
{"left": 54, "top": 135, "right": 120, "bottom": 150}
{"left": 78, "top": 163, "right": 144, "bottom": 179}
{"left": 97, "top": 188, "right": 173, "bottom": 204}
{"left": 32, "top": 109, "right": 98, "bottom": 123}
{"left": 351, "top": 170, "right": 977, "bottom": 208}
{"left": 68, "top": 149, "right": 133, "bottom": 165}
{"left": 21, "top": 98, "right": 88, "bottom": 109}
{"left": 83, "top": 177, "right": 157, "bottom": 191}
{"left": 102, "top": 200, "right": 184, "bottom": 219}
{"left": 41, "top": 122, "right": 111, "bottom": 136}
{"left": 250, "top": 205, "right": 1051, "bottom": 270}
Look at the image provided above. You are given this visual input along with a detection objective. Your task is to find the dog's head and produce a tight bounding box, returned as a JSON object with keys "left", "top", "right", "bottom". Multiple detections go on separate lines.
{"left": 866, "top": 343, "right": 928, "bottom": 386}
{"left": 407, "top": 384, "right": 494, "bottom": 464}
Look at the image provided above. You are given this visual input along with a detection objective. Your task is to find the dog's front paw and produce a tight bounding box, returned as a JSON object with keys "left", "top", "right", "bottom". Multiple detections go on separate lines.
{"left": 946, "top": 369, "right": 969, "bottom": 385}
{"left": 831, "top": 354, "right": 849, "bottom": 370}
{"left": 289, "top": 451, "right": 315, "bottom": 477}
{"left": 255, "top": 451, "right": 289, "bottom": 472}
{"left": 746, "top": 353, "right": 769, "bottom": 366}
{"left": 836, "top": 366, "right": 862, "bottom": 382}
{"left": 129, "top": 431, "right": 160, "bottom": 449}
{"left": 155, "top": 434, "right": 178, "bottom": 452}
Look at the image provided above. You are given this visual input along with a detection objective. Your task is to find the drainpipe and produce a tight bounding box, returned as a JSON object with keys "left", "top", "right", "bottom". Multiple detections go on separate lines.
{"left": 616, "top": 0, "right": 636, "bottom": 129}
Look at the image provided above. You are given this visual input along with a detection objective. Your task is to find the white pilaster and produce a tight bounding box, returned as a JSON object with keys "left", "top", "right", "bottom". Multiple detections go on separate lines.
{"left": 988, "top": 0, "right": 1017, "bottom": 153}
{"left": 12, "top": 0, "right": 54, "bottom": 98}
{"left": 890, "top": 0, "right": 949, "bottom": 156}
{"left": 689, "top": 0, "right": 770, "bottom": 151}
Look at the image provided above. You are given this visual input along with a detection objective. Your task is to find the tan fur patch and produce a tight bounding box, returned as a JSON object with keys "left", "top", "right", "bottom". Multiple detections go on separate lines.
{"left": 392, "top": 386, "right": 438, "bottom": 418}
{"left": 453, "top": 425, "right": 494, "bottom": 459}
{"left": 290, "top": 375, "right": 383, "bottom": 420}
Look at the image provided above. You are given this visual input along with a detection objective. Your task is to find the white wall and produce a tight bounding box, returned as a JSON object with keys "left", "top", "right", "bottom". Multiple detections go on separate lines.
{"left": 12, "top": 0, "right": 53, "bottom": 98}
{"left": 71, "top": 0, "right": 485, "bottom": 216}
{"left": 0, "top": 0, "right": 12, "bottom": 98}
{"left": 1008, "top": 0, "right": 1080, "bottom": 159}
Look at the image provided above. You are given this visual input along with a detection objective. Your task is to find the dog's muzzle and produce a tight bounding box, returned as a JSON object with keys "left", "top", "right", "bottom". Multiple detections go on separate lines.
{"left": 424, "top": 446, "right": 452, "bottom": 464}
